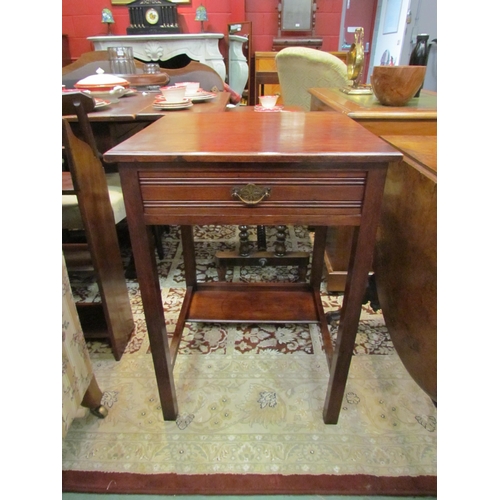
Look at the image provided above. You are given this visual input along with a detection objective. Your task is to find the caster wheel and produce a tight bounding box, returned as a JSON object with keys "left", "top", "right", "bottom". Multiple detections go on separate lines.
{"left": 90, "top": 405, "right": 108, "bottom": 419}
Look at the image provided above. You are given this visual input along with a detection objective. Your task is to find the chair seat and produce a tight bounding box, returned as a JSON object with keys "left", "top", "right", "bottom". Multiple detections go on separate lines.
{"left": 62, "top": 172, "right": 126, "bottom": 229}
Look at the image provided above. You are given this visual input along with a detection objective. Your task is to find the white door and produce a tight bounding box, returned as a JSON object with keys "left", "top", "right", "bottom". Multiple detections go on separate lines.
{"left": 367, "top": 0, "right": 412, "bottom": 82}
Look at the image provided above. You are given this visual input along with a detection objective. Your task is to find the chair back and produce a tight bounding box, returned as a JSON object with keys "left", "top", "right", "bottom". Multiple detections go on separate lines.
{"left": 62, "top": 92, "right": 100, "bottom": 160}
{"left": 164, "top": 61, "right": 224, "bottom": 92}
{"left": 62, "top": 92, "right": 111, "bottom": 215}
{"left": 62, "top": 50, "right": 156, "bottom": 88}
{"left": 275, "top": 47, "right": 349, "bottom": 110}
{"left": 62, "top": 91, "right": 134, "bottom": 360}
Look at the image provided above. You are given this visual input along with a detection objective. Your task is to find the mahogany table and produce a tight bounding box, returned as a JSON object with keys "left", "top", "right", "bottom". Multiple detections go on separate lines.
{"left": 63, "top": 91, "right": 230, "bottom": 152}
{"left": 104, "top": 110, "right": 402, "bottom": 424}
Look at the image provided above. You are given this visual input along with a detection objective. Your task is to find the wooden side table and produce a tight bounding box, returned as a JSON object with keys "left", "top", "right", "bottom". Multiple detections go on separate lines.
{"left": 104, "top": 110, "right": 401, "bottom": 424}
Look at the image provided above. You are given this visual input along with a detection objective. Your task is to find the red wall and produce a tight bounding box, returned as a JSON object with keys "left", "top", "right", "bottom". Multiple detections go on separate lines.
{"left": 62, "top": 0, "right": 344, "bottom": 62}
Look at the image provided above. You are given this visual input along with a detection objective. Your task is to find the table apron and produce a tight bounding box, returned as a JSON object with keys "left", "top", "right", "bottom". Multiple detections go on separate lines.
{"left": 123, "top": 164, "right": 388, "bottom": 226}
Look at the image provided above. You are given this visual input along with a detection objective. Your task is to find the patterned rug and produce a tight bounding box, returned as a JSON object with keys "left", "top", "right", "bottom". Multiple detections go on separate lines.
{"left": 62, "top": 225, "right": 437, "bottom": 495}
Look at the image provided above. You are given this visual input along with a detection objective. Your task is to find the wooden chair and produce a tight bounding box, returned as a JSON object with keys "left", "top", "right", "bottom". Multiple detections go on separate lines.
{"left": 62, "top": 92, "right": 135, "bottom": 360}
{"left": 276, "top": 47, "right": 349, "bottom": 110}
{"left": 62, "top": 51, "right": 232, "bottom": 103}
{"left": 62, "top": 50, "right": 169, "bottom": 88}
{"left": 163, "top": 60, "right": 225, "bottom": 92}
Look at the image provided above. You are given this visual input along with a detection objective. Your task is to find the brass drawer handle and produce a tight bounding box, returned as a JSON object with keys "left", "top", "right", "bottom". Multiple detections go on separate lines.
{"left": 232, "top": 183, "right": 271, "bottom": 205}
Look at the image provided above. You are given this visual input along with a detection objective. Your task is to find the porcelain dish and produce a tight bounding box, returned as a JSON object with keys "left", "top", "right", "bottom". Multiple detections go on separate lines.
{"left": 74, "top": 68, "right": 130, "bottom": 92}
{"left": 254, "top": 105, "right": 284, "bottom": 112}
{"left": 259, "top": 95, "right": 279, "bottom": 108}
{"left": 174, "top": 81, "right": 200, "bottom": 96}
{"left": 81, "top": 86, "right": 129, "bottom": 103}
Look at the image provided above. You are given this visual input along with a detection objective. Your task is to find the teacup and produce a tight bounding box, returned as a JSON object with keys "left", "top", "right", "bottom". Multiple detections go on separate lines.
{"left": 160, "top": 85, "right": 187, "bottom": 103}
{"left": 259, "top": 95, "right": 278, "bottom": 109}
{"left": 175, "top": 81, "right": 200, "bottom": 96}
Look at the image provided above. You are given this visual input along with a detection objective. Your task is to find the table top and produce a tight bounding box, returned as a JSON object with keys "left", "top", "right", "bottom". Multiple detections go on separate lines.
{"left": 63, "top": 91, "right": 230, "bottom": 122}
{"left": 380, "top": 135, "right": 437, "bottom": 182}
{"left": 309, "top": 88, "right": 437, "bottom": 120}
{"left": 104, "top": 111, "right": 402, "bottom": 164}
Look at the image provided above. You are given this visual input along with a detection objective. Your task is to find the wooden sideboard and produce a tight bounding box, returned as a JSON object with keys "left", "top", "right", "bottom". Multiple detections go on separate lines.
{"left": 309, "top": 88, "right": 437, "bottom": 292}
{"left": 254, "top": 51, "right": 347, "bottom": 106}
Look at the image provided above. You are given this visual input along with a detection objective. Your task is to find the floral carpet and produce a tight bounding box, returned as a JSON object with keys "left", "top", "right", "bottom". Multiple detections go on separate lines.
{"left": 62, "top": 225, "right": 437, "bottom": 495}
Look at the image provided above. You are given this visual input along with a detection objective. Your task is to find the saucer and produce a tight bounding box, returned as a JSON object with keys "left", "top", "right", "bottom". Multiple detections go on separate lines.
{"left": 154, "top": 97, "right": 190, "bottom": 105}
{"left": 254, "top": 105, "right": 284, "bottom": 112}
{"left": 189, "top": 91, "right": 217, "bottom": 102}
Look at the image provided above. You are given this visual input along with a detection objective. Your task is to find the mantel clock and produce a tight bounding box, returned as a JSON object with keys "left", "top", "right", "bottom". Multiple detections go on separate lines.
{"left": 127, "top": 0, "right": 181, "bottom": 35}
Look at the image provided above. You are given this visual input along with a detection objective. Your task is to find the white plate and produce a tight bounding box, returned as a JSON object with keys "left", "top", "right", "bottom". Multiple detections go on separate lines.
{"left": 154, "top": 97, "right": 191, "bottom": 105}
{"left": 189, "top": 92, "right": 218, "bottom": 102}
{"left": 153, "top": 101, "right": 193, "bottom": 110}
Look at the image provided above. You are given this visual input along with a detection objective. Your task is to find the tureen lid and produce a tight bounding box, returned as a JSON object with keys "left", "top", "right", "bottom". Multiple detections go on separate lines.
{"left": 76, "top": 68, "right": 129, "bottom": 86}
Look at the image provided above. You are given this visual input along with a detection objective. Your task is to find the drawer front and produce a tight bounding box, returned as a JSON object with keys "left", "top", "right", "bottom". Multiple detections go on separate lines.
{"left": 138, "top": 169, "right": 368, "bottom": 225}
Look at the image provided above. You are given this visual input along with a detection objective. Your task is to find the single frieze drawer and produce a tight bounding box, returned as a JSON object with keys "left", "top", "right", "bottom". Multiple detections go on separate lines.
{"left": 138, "top": 168, "right": 368, "bottom": 223}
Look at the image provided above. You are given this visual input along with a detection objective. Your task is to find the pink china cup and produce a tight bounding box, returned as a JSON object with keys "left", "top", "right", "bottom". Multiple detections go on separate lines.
{"left": 175, "top": 81, "right": 200, "bottom": 96}
{"left": 259, "top": 95, "right": 278, "bottom": 109}
{"left": 160, "top": 85, "right": 187, "bottom": 103}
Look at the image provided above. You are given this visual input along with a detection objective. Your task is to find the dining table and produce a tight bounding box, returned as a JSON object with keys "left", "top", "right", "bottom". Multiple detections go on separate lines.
{"left": 63, "top": 90, "right": 231, "bottom": 154}
{"left": 103, "top": 108, "right": 403, "bottom": 425}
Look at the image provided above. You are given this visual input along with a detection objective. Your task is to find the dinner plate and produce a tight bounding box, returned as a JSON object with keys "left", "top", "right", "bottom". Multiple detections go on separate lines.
{"left": 189, "top": 91, "right": 218, "bottom": 102}
{"left": 254, "top": 105, "right": 284, "bottom": 112}
{"left": 153, "top": 101, "right": 193, "bottom": 110}
{"left": 154, "top": 97, "right": 191, "bottom": 105}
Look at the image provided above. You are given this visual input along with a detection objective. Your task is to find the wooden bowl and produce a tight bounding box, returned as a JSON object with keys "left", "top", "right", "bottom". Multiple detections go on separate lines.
{"left": 371, "top": 65, "right": 426, "bottom": 106}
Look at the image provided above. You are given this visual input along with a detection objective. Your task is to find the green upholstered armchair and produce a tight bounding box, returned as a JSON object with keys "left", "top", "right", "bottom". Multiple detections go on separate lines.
{"left": 276, "top": 47, "right": 349, "bottom": 111}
